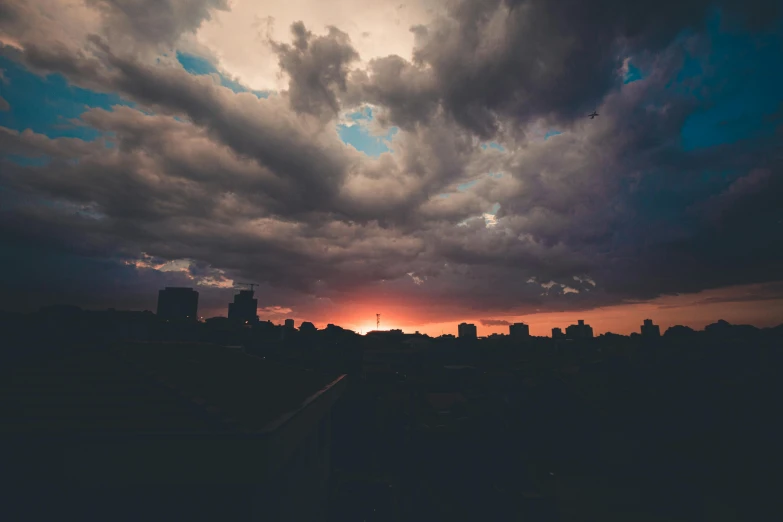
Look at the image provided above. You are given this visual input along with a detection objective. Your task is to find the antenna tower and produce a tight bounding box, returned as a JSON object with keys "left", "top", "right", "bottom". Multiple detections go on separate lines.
{"left": 376, "top": 313, "right": 380, "bottom": 330}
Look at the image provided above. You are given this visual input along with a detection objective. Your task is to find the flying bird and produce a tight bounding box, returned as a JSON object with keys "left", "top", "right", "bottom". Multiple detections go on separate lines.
{"left": 588, "top": 111, "right": 599, "bottom": 119}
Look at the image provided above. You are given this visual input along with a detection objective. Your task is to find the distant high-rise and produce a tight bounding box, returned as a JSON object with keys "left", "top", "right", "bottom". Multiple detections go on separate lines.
{"left": 156, "top": 287, "right": 198, "bottom": 321}
{"left": 509, "top": 322, "right": 530, "bottom": 339}
{"left": 641, "top": 319, "right": 660, "bottom": 338}
{"left": 458, "top": 322, "right": 477, "bottom": 340}
{"left": 566, "top": 319, "right": 593, "bottom": 339}
{"left": 228, "top": 289, "right": 258, "bottom": 324}
{"left": 284, "top": 318, "right": 295, "bottom": 329}
{"left": 552, "top": 327, "right": 565, "bottom": 339}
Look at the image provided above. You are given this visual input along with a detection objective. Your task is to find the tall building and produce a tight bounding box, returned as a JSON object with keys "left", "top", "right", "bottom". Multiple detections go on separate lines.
{"left": 228, "top": 289, "right": 258, "bottom": 324}
{"left": 552, "top": 327, "right": 565, "bottom": 339}
{"left": 641, "top": 318, "right": 661, "bottom": 338}
{"left": 458, "top": 322, "right": 477, "bottom": 340}
{"left": 566, "top": 319, "right": 593, "bottom": 339}
{"left": 509, "top": 322, "right": 530, "bottom": 339}
{"left": 285, "top": 318, "right": 295, "bottom": 329}
{"left": 156, "top": 287, "right": 198, "bottom": 321}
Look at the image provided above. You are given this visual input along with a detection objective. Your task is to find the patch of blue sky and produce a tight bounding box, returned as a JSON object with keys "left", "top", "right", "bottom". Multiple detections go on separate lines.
{"left": 456, "top": 173, "right": 502, "bottom": 192}
{"left": 437, "top": 193, "right": 450, "bottom": 199}
{"left": 671, "top": 53, "right": 703, "bottom": 87}
{"left": 0, "top": 55, "right": 133, "bottom": 141}
{"left": 457, "top": 179, "right": 479, "bottom": 191}
{"left": 176, "top": 52, "right": 269, "bottom": 98}
{"left": 336, "top": 105, "right": 396, "bottom": 156}
{"left": 176, "top": 52, "right": 216, "bottom": 76}
{"left": 338, "top": 123, "right": 398, "bottom": 156}
{"left": 480, "top": 141, "right": 505, "bottom": 152}
{"left": 623, "top": 61, "right": 645, "bottom": 84}
{"left": 682, "top": 97, "right": 764, "bottom": 150}
{"left": 338, "top": 106, "right": 398, "bottom": 156}
{"left": 678, "top": 10, "right": 783, "bottom": 151}
{"left": 544, "top": 130, "right": 563, "bottom": 140}
{"left": 488, "top": 202, "right": 500, "bottom": 214}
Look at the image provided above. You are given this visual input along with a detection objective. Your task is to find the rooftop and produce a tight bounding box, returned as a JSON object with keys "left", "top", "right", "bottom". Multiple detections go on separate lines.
{"left": 0, "top": 342, "right": 339, "bottom": 436}
{"left": 426, "top": 393, "right": 466, "bottom": 412}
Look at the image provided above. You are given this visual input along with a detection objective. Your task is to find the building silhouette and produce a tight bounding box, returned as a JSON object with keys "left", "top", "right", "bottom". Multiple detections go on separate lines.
{"left": 228, "top": 289, "right": 258, "bottom": 324}
{"left": 300, "top": 321, "right": 317, "bottom": 333}
{"left": 156, "top": 287, "right": 198, "bottom": 321}
{"left": 366, "top": 329, "right": 405, "bottom": 340}
{"left": 641, "top": 318, "right": 661, "bottom": 338}
{"left": 664, "top": 324, "right": 696, "bottom": 337}
{"left": 458, "top": 322, "right": 477, "bottom": 340}
{"left": 285, "top": 318, "right": 295, "bottom": 329}
{"left": 566, "top": 319, "right": 593, "bottom": 339}
{"left": 509, "top": 322, "right": 530, "bottom": 339}
{"left": 552, "top": 327, "right": 564, "bottom": 339}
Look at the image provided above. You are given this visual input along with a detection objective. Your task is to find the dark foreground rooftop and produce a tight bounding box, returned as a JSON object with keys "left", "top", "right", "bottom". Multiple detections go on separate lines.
{"left": 0, "top": 342, "right": 337, "bottom": 436}
{"left": 1, "top": 343, "right": 347, "bottom": 522}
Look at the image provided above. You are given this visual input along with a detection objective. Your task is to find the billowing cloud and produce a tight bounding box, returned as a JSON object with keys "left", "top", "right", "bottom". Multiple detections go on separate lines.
{"left": 0, "top": 0, "right": 782, "bottom": 329}
{"left": 191, "top": 0, "right": 443, "bottom": 92}
{"left": 271, "top": 22, "right": 360, "bottom": 118}
{"left": 86, "top": 0, "right": 229, "bottom": 48}
{"left": 346, "top": 0, "right": 782, "bottom": 136}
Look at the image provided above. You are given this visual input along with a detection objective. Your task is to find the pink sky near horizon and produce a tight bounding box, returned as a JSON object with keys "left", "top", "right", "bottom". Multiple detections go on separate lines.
{"left": 342, "top": 296, "right": 783, "bottom": 337}
{"left": 197, "top": 282, "right": 783, "bottom": 337}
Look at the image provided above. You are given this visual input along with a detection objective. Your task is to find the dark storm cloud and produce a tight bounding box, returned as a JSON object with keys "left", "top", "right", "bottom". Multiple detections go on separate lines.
{"left": 16, "top": 38, "right": 355, "bottom": 216}
{"left": 347, "top": 0, "right": 781, "bottom": 137}
{"left": 691, "top": 282, "right": 783, "bottom": 306}
{"left": 0, "top": 126, "right": 104, "bottom": 159}
{"left": 0, "top": 117, "right": 434, "bottom": 297}
{"left": 0, "top": 1, "right": 26, "bottom": 29}
{"left": 0, "top": 222, "right": 238, "bottom": 315}
{"left": 344, "top": 55, "right": 440, "bottom": 130}
{"left": 271, "top": 22, "right": 360, "bottom": 118}
{"left": 1, "top": 0, "right": 782, "bottom": 323}
{"left": 86, "top": 0, "right": 229, "bottom": 47}
{"left": 12, "top": 29, "right": 495, "bottom": 228}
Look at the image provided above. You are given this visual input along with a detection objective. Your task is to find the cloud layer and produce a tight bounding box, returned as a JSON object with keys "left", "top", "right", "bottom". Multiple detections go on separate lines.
{"left": 1, "top": 0, "right": 782, "bottom": 326}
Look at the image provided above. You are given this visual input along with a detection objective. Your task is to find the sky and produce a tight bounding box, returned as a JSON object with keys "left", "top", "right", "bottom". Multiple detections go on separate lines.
{"left": 1, "top": 0, "right": 782, "bottom": 336}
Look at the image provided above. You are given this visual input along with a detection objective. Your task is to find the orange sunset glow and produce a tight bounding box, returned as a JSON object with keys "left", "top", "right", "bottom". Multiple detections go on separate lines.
{"left": 192, "top": 282, "right": 783, "bottom": 338}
